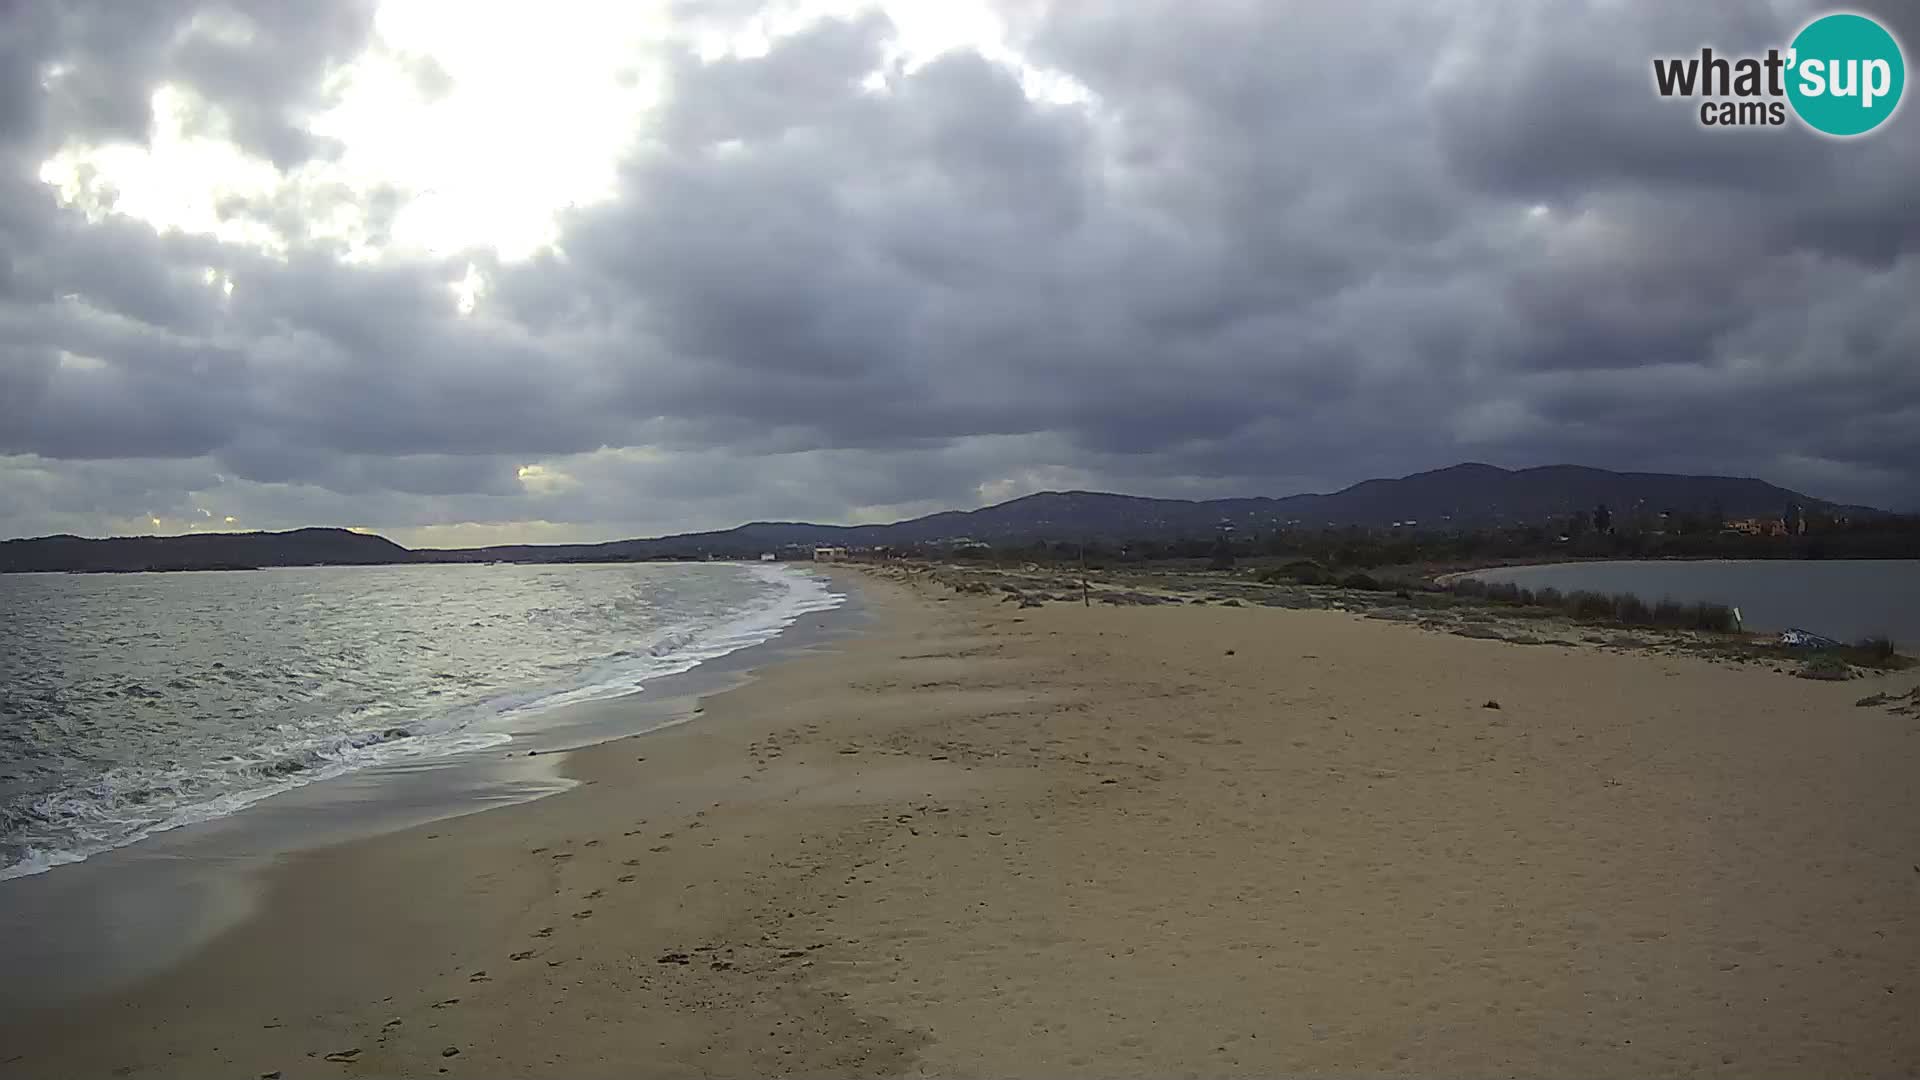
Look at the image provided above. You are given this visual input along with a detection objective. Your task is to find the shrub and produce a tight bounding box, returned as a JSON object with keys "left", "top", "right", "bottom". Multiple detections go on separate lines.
{"left": 1686, "top": 603, "right": 1737, "bottom": 633}
{"left": 1208, "top": 534, "right": 1236, "bottom": 570}
{"left": 1483, "top": 582, "right": 1521, "bottom": 604}
{"left": 1616, "top": 594, "right": 1653, "bottom": 626}
{"left": 1450, "top": 577, "right": 1488, "bottom": 598}
{"left": 1340, "top": 572, "right": 1382, "bottom": 591}
{"left": 1567, "top": 590, "right": 1615, "bottom": 621}
{"left": 1445, "top": 580, "right": 1737, "bottom": 634}
{"left": 1857, "top": 636, "right": 1897, "bottom": 664}
{"left": 1257, "top": 559, "right": 1331, "bottom": 586}
{"left": 1797, "top": 654, "right": 1852, "bottom": 681}
{"left": 1270, "top": 559, "right": 1328, "bottom": 585}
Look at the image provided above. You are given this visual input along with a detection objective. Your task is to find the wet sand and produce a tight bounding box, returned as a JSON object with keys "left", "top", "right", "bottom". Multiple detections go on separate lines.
{"left": 3, "top": 566, "right": 1917, "bottom": 1078}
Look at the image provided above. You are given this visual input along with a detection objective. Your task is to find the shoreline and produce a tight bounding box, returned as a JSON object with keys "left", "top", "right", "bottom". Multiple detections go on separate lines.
{"left": 5, "top": 566, "right": 1917, "bottom": 1077}
{"left": 0, "top": 565, "right": 863, "bottom": 1008}
{"left": 1, "top": 561, "right": 848, "bottom": 885}
{"left": 1429, "top": 553, "right": 1920, "bottom": 583}
{"left": 1429, "top": 555, "right": 1793, "bottom": 587}
{"left": 1435, "top": 557, "right": 1917, "bottom": 645}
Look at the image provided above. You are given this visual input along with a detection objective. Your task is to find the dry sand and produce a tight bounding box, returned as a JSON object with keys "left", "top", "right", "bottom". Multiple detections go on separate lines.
{"left": 4, "top": 566, "right": 1918, "bottom": 1078}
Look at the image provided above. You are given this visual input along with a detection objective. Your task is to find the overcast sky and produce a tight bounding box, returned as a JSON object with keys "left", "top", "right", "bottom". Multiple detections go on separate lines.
{"left": 2, "top": 1, "right": 1915, "bottom": 545}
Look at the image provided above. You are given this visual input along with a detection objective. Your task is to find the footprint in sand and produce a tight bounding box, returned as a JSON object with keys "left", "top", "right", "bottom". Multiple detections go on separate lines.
{"left": 572, "top": 909, "right": 594, "bottom": 919}
{"left": 617, "top": 874, "right": 636, "bottom": 883}
{"left": 510, "top": 950, "right": 535, "bottom": 961}
{"left": 532, "top": 927, "right": 553, "bottom": 938}
{"left": 583, "top": 889, "right": 603, "bottom": 900}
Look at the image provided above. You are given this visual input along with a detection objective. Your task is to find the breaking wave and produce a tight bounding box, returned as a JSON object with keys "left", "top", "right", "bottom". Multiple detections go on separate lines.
{"left": 0, "top": 563, "right": 843, "bottom": 880}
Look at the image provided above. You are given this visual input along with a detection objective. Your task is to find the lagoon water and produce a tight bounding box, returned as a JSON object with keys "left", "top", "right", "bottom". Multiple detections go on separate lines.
{"left": 1463, "top": 559, "right": 1918, "bottom": 645}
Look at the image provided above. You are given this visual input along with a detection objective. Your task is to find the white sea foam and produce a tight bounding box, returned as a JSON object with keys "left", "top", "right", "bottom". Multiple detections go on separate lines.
{"left": 487, "top": 564, "right": 845, "bottom": 718}
{"left": 0, "top": 564, "right": 845, "bottom": 881}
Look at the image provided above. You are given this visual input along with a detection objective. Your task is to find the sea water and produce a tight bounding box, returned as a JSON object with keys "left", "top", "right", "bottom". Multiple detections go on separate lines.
{"left": 0, "top": 561, "right": 841, "bottom": 880}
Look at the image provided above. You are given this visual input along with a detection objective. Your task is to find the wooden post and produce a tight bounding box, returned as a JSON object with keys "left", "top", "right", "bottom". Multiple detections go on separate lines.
{"left": 1080, "top": 541, "right": 1090, "bottom": 607}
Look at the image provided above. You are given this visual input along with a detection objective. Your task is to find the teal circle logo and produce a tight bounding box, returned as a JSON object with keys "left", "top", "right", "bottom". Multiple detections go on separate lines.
{"left": 1787, "top": 13, "right": 1905, "bottom": 136}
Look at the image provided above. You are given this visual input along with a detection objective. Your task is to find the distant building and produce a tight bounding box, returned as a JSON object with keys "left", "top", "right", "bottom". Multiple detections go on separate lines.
{"left": 813, "top": 546, "right": 848, "bottom": 562}
{"left": 759, "top": 552, "right": 776, "bottom": 561}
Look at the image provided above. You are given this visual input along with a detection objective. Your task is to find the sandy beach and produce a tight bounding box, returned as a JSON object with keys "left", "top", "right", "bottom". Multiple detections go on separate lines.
{"left": 4, "top": 566, "right": 1917, "bottom": 1078}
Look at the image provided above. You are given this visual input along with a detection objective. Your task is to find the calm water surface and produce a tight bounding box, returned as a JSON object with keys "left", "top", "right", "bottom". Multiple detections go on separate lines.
{"left": 1464, "top": 559, "right": 1917, "bottom": 645}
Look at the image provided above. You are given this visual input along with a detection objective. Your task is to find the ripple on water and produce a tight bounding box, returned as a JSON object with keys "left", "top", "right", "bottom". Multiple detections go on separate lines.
{"left": 0, "top": 562, "right": 843, "bottom": 878}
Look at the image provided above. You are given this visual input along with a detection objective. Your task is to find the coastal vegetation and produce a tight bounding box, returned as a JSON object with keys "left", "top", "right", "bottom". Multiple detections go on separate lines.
{"left": 944, "top": 511, "right": 1920, "bottom": 570}
{"left": 1440, "top": 576, "right": 1740, "bottom": 633}
{"left": 905, "top": 558, "right": 1913, "bottom": 679}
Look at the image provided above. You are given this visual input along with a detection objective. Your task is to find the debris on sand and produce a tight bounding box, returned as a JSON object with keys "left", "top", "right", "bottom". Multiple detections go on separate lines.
{"left": 1779, "top": 627, "right": 1843, "bottom": 648}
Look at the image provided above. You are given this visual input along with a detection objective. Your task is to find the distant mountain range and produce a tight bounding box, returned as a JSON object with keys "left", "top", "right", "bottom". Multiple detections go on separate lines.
{"left": 0, "top": 527, "right": 410, "bottom": 574}
{"left": 0, "top": 463, "right": 1885, "bottom": 573}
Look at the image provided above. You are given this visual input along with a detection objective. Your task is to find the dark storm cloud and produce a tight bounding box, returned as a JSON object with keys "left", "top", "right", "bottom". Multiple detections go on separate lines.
{"left": 14, "top": 0, "right": 377, "bottom": 165}
{"left": 1, "top": 0, "right": 1917, "bottom": 543}
{"left": 1431, "top": 2, "right": 1920, "bottom": 268}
